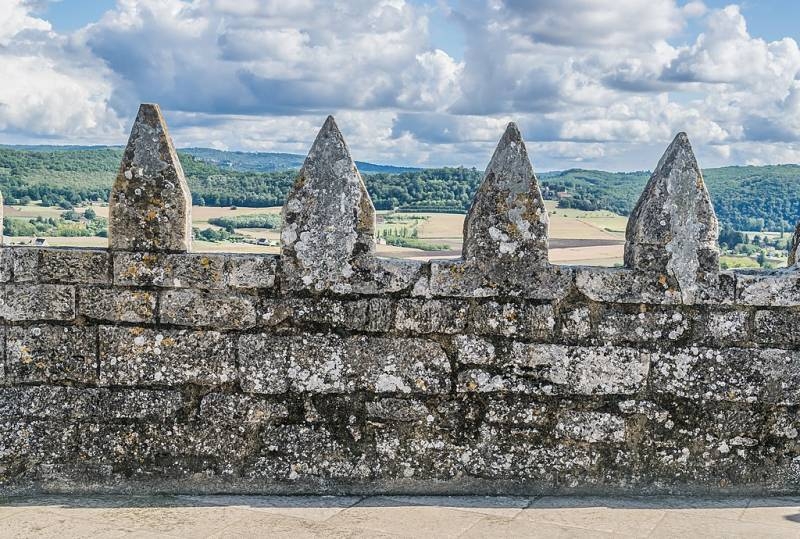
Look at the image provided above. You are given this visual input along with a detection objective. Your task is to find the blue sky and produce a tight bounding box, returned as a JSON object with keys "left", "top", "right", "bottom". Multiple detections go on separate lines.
{"left": 3, "top": 0, "right": 800, "bottom": 171}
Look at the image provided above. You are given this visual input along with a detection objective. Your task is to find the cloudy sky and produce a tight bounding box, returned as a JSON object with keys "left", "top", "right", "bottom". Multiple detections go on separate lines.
{"left": 1, "top": 0, "right": 800, "bottom": 170}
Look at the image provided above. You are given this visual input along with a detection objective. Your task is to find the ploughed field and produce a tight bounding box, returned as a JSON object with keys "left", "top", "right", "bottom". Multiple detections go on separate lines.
{"left": 3, "top": 201, "right": 630, "bottom": 266}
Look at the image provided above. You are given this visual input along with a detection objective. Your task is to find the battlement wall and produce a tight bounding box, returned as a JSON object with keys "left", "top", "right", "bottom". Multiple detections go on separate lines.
{"left": 2, "top": 104, "right": 799, "bottom": 495}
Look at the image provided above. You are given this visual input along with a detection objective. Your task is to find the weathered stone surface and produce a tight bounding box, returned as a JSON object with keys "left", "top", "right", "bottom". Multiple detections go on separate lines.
{"left": 395, "top": 299, "right": 468, "bottom": 334}
{"left": 555, "top": 411, "right": 626, "bottom": 443}
{"left": 458, "top": 344, "right": 649, "bottom": 396}
{"left": 560, "top": 307, "right": 592, "bottom": 341}
{"left": 113, "top": 252, "right": 227, "bottom": 289}
{"left": 226, "top": 254, "right": 278, "bottom": 289}
{"left": 753, "top": 310, "right": 800, "bottom": 345}
{"left": 0, "top": 387, "right": 183, "bottom": 419}
{"left": 508, "top": 344, "right": 650, "bottom": 395}
{"left": 238, "top": 333, "right": 450, "bottom": 395}
{"left": 454, "top": 335, "right": 496, "bottom": 365}
{"left": 699, "top": 310, "right": 750, "bottom": 345}
{"left": 6, "top": 325, "right": 96, "bottom": 383}
{"left": 281, "top": 116, "right": 375, "bottom": 292}
{"left": 0, "top": 284, "right": 74, "bottom": 321}
{"left": 463, "top": 123, "right": 548, "bottom": 268}
{"left": 789, "top": 221, "right": 800, "bottom": 266}
{"left": 624, "top": 133, "right": 719, "bottom": 303}
{"left": 9, "top": 248, "right": 110, "bottom": 284}
{"left": 651, "top": 347, "right": 800, "bottom": 403}
{"left": 418, "top": 260, "right": 573, "bottom": 300}
{"left": 260, "top": 297, "right": 393, "bottom": 332}
{"left": 199, "top": 393, "right": 288, "bottom": 425}
{"left": 365, "top": 398, "right": 431, "bottom": 423}
{"left": 98, "top": 326, "right": 236, "bottom": 385}
{"left": 109, "top": 104, "right": 192, "bottom": 252}
{"left": 736, "top": 270, "right": 800, "bottom": 306}
{"left": 596, "top": 308, "right": 690, "bottom": 344}
{"left": 159, "top": 289, "right": 257, "bottom": 329}
{"left": 79, "top": 287, "right": 156, "bottom": 323}
{"left": 576, "top": 267, "right": 734, "bottom": 305}
{"left": 470, "top": 301, "right": 555, "bottom": 338}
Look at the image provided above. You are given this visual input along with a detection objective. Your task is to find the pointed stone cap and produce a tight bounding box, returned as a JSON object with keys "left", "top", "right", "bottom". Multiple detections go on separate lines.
{"left": 789, "top": 222, "right": 800, "bottom": 266}
{"left": 109, "top": 104, "right": 192, "bottom": 252}
{"left": 462, "top": 122, "right": 549, "bottom": 268}
{"left": 281, "top": 116, "right": 376, "bottom": 291}
{"left": 625, "top": 133, "right": 719, "bottom": 302}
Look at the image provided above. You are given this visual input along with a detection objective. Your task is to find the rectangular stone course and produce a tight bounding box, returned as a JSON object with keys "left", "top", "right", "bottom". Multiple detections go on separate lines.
{"left": 395, "top": 299, "right": 468, "bottom": 334}
{"left": 699, "top": 310, "right": 751, "bottom": 345}
{"left": 596, "top": 308, "right": 690, "bottom": 344}
{"left": 79, "top": 287, "right": 156, "bottom": 323}
{"left": 159, "top": 288, "right": 257, "bottom": 329}
{"left": 554, "top": 411, "right": 627, "bottom": 443}
{"left": 470, "top": 301, "right": 555, "bottom": 339}
{"left": 6, "top": 325, "right": 96, "bottom": 383}
{"left": 113, "top": 252, "right": 277, "bottom": 290}
{"left": 458, "top": 343, "right": 650, "bottom": 396}
{"left": 737, "top": 271, "right": 800, "bottom": 306}
{"left": 34, "top": 248, "right": 110, "bottom": 284}
{"left": 98, "top": 326, "right": 237, "bottom": 386}
{"left": 651, "top": 346, "right": 800, "bottom": 404}
{"left": 0, "top": 386, "right": 183, "bottom": 419}
{"left": 260, "top": 297, "right": 393, "bottom": 332}
{"left": 238, "top": 333, "right": 451, "bottom": 395}
{"left": 753, "top": 310, "right": 800, "bottom": 345}
{"left": 199, "top": 393, "right": 288, "bottom": 424}
{"left": 0, "top": 284, "right": 74, "bottom": 321}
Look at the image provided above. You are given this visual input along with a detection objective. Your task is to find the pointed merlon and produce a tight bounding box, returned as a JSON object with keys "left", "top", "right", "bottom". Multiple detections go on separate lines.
{"left": 109, "top": 104, "right": 192, "bottom": 252}
{"left": 462, "top": 122, "right": 549, "bottom": 268}
{"left": 789, "top": 222, "right": 800, "bottom": 266}
{"left": 624, "top": 132, "right": 719, "bottom": 302}
{"left": 280, "top": 116, "right": 376, "bottom": 291}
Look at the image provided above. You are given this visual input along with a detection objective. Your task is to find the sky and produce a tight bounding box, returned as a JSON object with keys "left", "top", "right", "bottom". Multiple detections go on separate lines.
{"left": 1, "top": 0, "right": 800, "bottom": 171}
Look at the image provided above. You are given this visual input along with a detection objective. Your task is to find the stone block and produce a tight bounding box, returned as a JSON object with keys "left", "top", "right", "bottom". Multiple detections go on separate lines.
{"left": 0, "top": 386, "right": 183, "bottom": 420}
{"left": 6, "top": 325, "right": 96, "bottom": 383}
{"left": 737, "top": 271, "right": 800, "bottom": 306}
{"left": 417, "top": 260, "right": 574, "bottom": 301}
{"left": 555, "top": 411, "right": 626, "bottom": 443}
{"left": 0, "top": 284, "right": 74, "bottom": 321}
{"left": 651, "top": 347, "right": 800, "bottom": 404}
{"left": 470, "top": 301, "right": 555, "bottom": 338}
{"left": 238, "top": 333, "right": 450, "bottom": 395}
{"left": 199, "top": 393, "right": 288, "bottom": 425}
{"left": 36, "top": 248, "right": 111, "bottom": 284}
{"left": 365, "top": 398, "right": 431, "bottom": 423}
{"left": 98, "top": 326, "right": 236, "bottom": 386}
{"left": 596, "top": 308, "right": 690, "bottom": 344}
{"left": 260, "top": 297, "right": 393, "bottom": 332}
{"left": 78, "top": 287, "right": 156, "bottom": 323}
{"left": 113, "top": 252, "right": 228, "bottom": 289}
{"left": 453, "top": 335, "right": 496, "bottom": 365}
{"left": 699, "top": 310, "right": 751, "bottom": 345}
{"left": 159, "top": 289, "right": 257, "bottom": 329}
{"left": 394, "top": 299, "right": 468, "bottom": 334}
{"left": 226, "top": 254, "right": 278, "bottom": 289}
{"left": 754, "top": 310, "right": 800, "bottom": 345}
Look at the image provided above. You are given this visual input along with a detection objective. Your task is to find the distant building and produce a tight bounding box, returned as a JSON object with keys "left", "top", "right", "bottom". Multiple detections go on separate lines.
{"left": 32, "top": 238, "right": 47, "bottom": 246}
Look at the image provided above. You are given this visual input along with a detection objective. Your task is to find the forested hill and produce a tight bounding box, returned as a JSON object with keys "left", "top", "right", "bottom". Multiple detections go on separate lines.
{"left": 0, "top": 145, "right": 799, "bottom": 232}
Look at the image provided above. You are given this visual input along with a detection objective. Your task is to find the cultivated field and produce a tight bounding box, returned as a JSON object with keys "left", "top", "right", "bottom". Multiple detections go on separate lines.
{"left": 3, "top": 200, "right": 628, "bottom": 266}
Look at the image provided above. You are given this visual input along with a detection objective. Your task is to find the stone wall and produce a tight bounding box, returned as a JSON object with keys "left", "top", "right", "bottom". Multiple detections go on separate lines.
{"left": 2, "top": 104, "right": 800, "bottom": 495}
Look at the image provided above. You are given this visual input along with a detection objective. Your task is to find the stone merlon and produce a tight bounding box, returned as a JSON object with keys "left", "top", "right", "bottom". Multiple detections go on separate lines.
{"left": 624, "top": 132, "right": 719, "bottom": 303}
{"left": 280, "top": 115, "right": 376, "bottom": 292}
{"left": 109, "top": 104, "right": 192, "bottom": 252}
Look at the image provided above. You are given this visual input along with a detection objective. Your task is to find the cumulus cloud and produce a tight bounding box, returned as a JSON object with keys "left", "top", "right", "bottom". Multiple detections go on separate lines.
{"left": 0, "top": 0, "right": 799, "bottom": 170}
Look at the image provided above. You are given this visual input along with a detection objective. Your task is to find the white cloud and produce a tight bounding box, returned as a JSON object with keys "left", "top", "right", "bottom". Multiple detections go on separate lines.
{"left": 0, "top": 0, "right": 798, "bottom": 171}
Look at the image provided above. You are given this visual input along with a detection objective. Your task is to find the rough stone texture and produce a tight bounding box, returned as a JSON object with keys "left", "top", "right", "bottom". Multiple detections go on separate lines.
{"left": 463, "top": 123, "right": 548, "bottom": 268}
{"left": 79, "top": 287, "right": 156, "bottom": 323}
{"left": 6, "top": 116, "right": 800, "bottom": 496}
{"left": 624, "top": 133, "right": 719, "bottom": 304}
{"left": 281, "top": 116, "right": 375, "bottom": 292}
{"left": 98, "top": 326, "right": 236, "bottom": 386}
{"left": 109, "top": 104, "right": 192, "bottom": 252}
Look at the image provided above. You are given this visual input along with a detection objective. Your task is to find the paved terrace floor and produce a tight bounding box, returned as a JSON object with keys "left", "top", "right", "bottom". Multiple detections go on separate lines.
{"left": 1, "top": 495, "right": 799, "bottom": 538}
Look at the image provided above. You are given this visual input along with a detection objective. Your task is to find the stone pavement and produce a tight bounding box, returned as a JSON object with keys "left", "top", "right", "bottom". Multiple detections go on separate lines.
{"left": 0, "top": 495, "right": 798, "bottom": 538}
